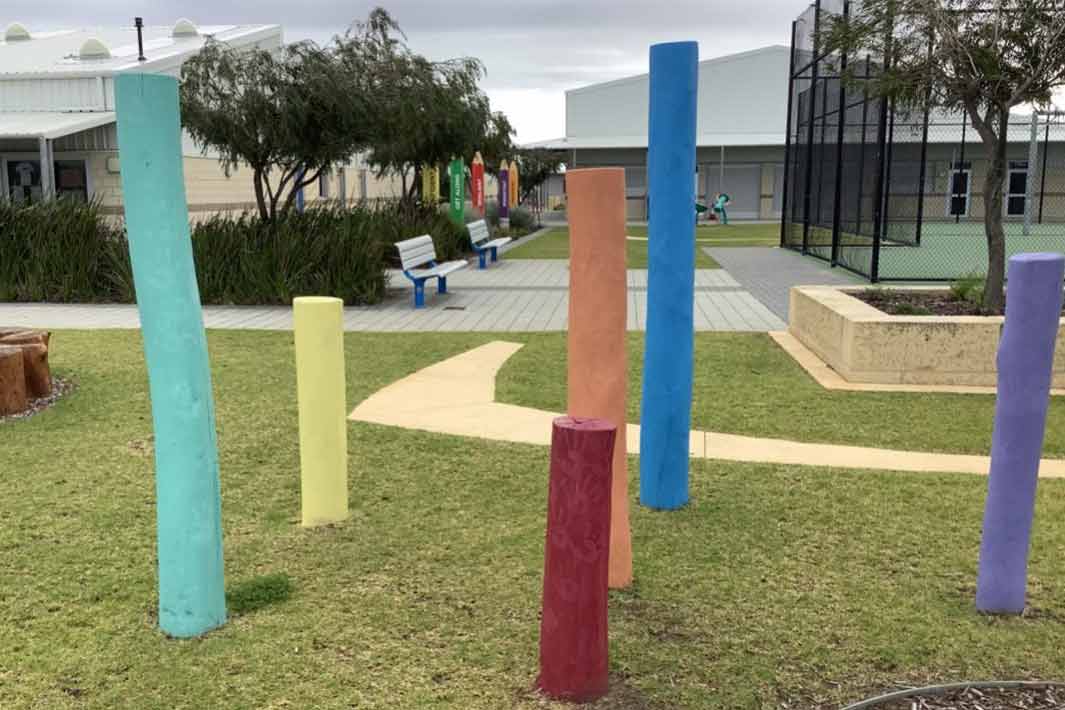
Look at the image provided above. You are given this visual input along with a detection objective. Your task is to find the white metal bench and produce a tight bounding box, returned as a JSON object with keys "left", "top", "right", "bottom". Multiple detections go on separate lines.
{"left": 396, "top": 235, "right": 468, "bottom": 308}
{"left": 468, "top": 219, "right": 512, "bottom": 269}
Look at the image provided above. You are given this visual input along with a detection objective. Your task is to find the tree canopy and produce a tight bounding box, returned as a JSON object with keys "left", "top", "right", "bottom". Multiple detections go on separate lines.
{"left": 180, "top": 7, "right": 514, "bottom": 218}
{"left": 821, "top": 0, "right": 1065, "bottom": 311}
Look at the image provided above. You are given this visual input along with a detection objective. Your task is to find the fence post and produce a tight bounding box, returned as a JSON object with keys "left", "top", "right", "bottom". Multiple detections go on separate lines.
{"left": 114, "top": 73, "right": 227, "bottom": 638}
{"left": 1024, "top": 112, "right": 1039, "bottom": 236}
{"left": 294, "top": 296, "right": 349, "bottom": 527}
{"left": 780, "top": 21, "right": 799, "bottom": 248}
{"left": 976, "top": 253, "right": 1065, "bottom": 614}
{"left": 538, "top": 417, "right": 616, "bottom": 702}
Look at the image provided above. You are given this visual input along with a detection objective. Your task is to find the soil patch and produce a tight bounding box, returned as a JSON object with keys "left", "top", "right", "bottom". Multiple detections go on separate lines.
{"left": 0, "top": 377, "right": 74, "bottom": 423}
{"left": 855, "top": 289, "right": 1065, "bottom": 317}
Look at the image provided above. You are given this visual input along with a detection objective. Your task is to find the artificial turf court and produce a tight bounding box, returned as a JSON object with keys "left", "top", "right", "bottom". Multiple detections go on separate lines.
{"left": 4, "top": 329, "right": 1065, "bottom": 708}
{"left": 798, "top": 221, "right": 1065, "bottom": 280}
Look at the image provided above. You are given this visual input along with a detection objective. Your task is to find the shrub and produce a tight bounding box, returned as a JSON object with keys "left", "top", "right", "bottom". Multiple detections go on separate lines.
{"left": 0, "top": 199, "right": 469, "bottom": 306}
{"left": 508, "top": 206, "right": 535, "bottom": 232}
{"left": 0, "top": 199, "right": 132, "bottom": 302}
{"left": 949, "top": 273, "right": 985, "bottom": 305}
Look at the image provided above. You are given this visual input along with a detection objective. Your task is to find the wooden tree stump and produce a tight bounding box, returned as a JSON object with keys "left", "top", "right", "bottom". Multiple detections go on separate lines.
{"left": 0, "top": 345, "right": 27, "bottom": 416}
{"left": 0, "top": 329, "right": 52, "bottom": 399}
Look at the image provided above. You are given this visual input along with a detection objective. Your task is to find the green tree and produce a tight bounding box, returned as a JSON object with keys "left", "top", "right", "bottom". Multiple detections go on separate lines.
{"left": 822, "top": 0, "right": 1065, "bottom": 312}
{"left": 336, "top": 10, "right": 498, "bottom": 200}
{"left": 180, "top": 38, "right": 372, "bottom": 221}
{"left": 515, "top": 148, "right": 565, "bottom": 203}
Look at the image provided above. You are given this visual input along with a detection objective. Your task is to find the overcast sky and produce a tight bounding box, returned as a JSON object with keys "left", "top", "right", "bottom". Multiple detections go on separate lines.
{"left": 12, "top": 0, "right": 800, "bottom": 142}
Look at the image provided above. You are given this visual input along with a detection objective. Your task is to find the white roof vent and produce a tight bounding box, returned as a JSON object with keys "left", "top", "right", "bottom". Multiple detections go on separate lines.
{"left": 78, "top": 37, "right": 111, "bottom": 59}
{"left": 4, "top": 22, "right": 31, "bottom": 41}
{"left": 172, "top": 19, "right": 199, "bottom": 37}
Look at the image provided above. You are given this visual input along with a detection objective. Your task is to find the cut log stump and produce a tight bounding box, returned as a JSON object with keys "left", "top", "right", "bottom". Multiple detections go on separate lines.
{"left": 0, "top": 330, "right": 52, "bottom": 400}
{"left": 0, "top": 345, "right": 27, "bottom": 415}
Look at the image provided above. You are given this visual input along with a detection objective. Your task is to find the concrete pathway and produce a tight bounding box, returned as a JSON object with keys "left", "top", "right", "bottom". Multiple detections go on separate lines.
{"left": 0, "top": 261, "right": 785, "bottom": 333}
{"left": 704, "top": 246, "right": 860, "bottom": 321}
{"left": 349, "top": 340, "right": 1065, "bottom": 478}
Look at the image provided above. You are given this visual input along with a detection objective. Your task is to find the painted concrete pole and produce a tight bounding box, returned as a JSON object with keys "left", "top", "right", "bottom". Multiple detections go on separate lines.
{"left": 449, "top": 157, "right": 465, "bottom": 225}
{"left": 976, "top": 252, "right": 1065, "bottom": 614}
{"left": 422, "top": 164, "right": 440, "bottom": 203}
{"left": 294, "top": 297, "right": 349, "bottom": 527}
{"left": 538, "top": 416, "right": 615, "bottom": 703}
{"left": 509, "top": 158, "right": 520, "bottom": 209}
{"left": 566, "top": 167, "right": 633, "bottom": 589}
{"left": 499, "top": 162, "right": 510, "bottom": 228}
{"left": 639, "top": 41, "right": 699, "bottom": 511}
{"left": 471, "top": 152, "right": 485, "bottom": 214}
{"left": 114, "top": 73, "right": 226, "bottom": 638}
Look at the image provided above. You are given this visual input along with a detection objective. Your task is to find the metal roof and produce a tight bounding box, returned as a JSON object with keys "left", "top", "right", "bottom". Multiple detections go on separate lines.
{"left": 0, "top": 110, "right": 116, "bottom": 139}
{"left": 0, "top": 24, "right": 280, "bottom": 78}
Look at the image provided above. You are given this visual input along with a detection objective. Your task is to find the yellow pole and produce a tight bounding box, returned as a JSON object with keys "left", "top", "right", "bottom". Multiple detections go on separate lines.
{"left": 509, "top": 159, "right": 520, "bottom": 208}
{"left": 294, "top": 296, "right": 349, "bottom": 527}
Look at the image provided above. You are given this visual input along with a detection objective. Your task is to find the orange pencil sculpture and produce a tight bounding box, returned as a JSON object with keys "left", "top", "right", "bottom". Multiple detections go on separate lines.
{"left": 566, "top": 167, "right": 633, "bottom": 588}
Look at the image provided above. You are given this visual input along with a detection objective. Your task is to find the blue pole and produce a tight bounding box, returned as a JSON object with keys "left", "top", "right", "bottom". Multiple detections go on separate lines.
{"left": 639, "top": 41, "right": 698, "bottom": 510}
{"left": 114, "top": 74, "right": 227, "bottom": 637}
{"left": 976, "top": 252, "right": 1065, "bottom": 614}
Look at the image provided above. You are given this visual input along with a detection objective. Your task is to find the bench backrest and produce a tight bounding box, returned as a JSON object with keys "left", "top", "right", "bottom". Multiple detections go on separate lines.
{"left": 396, "top": 235, "right": 437, "bottom": 271}
{"left": 467, "top": 219, "right": 490, "bottom": 247}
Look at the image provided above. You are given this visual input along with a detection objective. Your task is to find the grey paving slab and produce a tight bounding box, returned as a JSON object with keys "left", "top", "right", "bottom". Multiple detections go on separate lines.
{"left": 704, "top": 246, "right": 860, "bottom": 322}
{"left": 0, "top": 259, "right": 786, "bottom": 333}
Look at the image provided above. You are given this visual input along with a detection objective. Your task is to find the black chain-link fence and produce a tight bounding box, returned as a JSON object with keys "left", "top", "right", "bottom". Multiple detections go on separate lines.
{"left": 782, "top": 0, "right": 1065, "bottom": 281}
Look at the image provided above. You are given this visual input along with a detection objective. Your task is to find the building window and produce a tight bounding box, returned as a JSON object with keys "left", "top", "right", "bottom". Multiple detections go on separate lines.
{"left": 4, "top": 158, "right": 88, "bottom": 203}
{"left": 948, "top": 161, "right": 971, "bottom": 217}
{"left": 1006, "top": 160, "right": 1028, "bottom": 217}
{"left": 55, "top": 160, "right": 88, "bottom": 201}
{"left": 319, "top": 170, "right": 330, "bottom": 199}
{"left": 337, "top": 168, "right": 347, "bottom": 202}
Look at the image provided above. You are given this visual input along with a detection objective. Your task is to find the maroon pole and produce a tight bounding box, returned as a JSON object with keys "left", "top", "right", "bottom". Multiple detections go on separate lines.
{"left": 538, "top": 416, "right": 616, "bottom": 702}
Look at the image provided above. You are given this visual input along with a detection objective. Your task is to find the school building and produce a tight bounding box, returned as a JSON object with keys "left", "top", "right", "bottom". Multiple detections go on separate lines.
{"left": 0, "top": 20, "right": 409, "bottom": 217}
{"left": 531, "top": 45, "right": 792, "bottom": 221}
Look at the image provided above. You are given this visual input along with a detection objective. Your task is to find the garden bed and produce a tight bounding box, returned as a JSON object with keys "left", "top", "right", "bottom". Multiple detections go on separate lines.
{"left": 856, "top": 288, "right": 1065, "bottom": 317}
{"left": 788, "top": 285, "right": 1065, "bottom": 388}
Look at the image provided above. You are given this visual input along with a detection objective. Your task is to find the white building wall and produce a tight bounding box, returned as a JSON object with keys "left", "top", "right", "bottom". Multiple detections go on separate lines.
{"left": 565, "top": 46, "right": 791, "bottom": 143}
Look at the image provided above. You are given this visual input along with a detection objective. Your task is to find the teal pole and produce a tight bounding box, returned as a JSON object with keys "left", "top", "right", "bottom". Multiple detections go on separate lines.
{"left": 114, "top": 73, "right": 227, "bottom": 638}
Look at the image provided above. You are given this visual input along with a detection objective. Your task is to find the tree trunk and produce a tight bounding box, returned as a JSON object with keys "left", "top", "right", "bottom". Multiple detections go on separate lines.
{"left": 0, "top": 330, "right": 51, "bottom": 398}
{"left": 0, "top": 345, "right": 27, "bottom": 415}
{"left": 981, "top": 112, "right": 1010, "bottom": 314}
{"left": 252, "top": 168, "right": 270, "bottom": 222}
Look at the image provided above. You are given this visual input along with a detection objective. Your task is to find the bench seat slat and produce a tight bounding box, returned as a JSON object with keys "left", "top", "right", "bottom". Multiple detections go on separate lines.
{"left": 406, "top": 260, "right": 467, "bottom": 280}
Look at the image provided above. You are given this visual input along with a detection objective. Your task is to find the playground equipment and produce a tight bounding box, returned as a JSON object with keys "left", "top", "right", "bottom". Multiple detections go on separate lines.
{"left": 471, "top": 152, "right": 486, "bottom": 214}
{"left": 449, "top": 157, "right": 465, "bottom": 225}
{"left": 114, "top": 73, "right": 226, "bottom": 638}
{"left": 294, "top": 297, "right": 349, "bottom": 527}
{"left": 499, "top": 161, "right": 510, "bottom": 228}
{"left": 976, "top": 252, "right": 1065, "bottom": 614}
{"left": 639, "top": 41, "right": 699, "bottom": 510}
{"left": 538, "top": 417, "right": 616, "bottom": 702}
{"left": 566, "top": 167, "right": 633, "bottom": 588}
{"left": 509, "top": 158, "right": 519, "bottom": 209}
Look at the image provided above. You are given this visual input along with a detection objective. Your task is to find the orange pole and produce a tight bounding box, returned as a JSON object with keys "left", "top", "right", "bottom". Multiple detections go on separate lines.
{"left": 566, "top": 167, "right": 633, "bottom": 588}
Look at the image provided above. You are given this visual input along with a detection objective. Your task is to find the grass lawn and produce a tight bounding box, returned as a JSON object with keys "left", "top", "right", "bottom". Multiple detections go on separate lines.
{"left": 4, "top": 330, "right": 1065, "bottom": 709}
{"left": 507, "top": 227, "right": 720, "bottom": 268}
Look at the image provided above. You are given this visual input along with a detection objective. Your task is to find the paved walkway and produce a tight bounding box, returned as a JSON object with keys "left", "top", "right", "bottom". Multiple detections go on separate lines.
{"left": 704, "top": 246, "right": 860, "bottom": 321}
{"left": 350, "top": 340, "right": 1065, "bottom": 477}
{"left": 0, "top": 260, "right": 785, "bottom": 333}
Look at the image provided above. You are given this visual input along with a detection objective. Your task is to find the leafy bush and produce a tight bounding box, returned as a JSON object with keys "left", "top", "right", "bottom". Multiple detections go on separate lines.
{"left": 0, "top": 199, "right": 133, "bottom": 302}
{"left": 0, "top": 199, "right": 468, "bottom": 306}
{"left": 508, "top": 206, "right": 535, "bottom": 232}
{"left": 949, "top": 273, "right": 985, "bottom": 305}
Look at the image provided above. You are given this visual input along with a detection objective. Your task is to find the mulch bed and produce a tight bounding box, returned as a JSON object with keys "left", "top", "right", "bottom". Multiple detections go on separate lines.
{"left": 0, "top": 376, "right": 74, "bottom": 423}
{"left": 856, "top": 684, "right": 1063, "bottom": 709}
{"left": 855, "top": 290, "right": 998, "bottom": 316}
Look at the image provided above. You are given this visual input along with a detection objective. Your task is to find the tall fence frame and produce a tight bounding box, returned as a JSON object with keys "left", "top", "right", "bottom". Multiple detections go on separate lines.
{"left": 781, "top": 0, "right": 1065, "bottom": 282}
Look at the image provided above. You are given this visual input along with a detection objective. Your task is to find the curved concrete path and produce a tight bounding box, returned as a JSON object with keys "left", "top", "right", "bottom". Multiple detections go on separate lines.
{"left": 348, "top": 341, "right": 1065, "bottom": 478}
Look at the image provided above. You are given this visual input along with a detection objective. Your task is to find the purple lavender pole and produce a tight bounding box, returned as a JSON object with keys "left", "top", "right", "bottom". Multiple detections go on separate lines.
{"left": 976, "top": 252, "right": 1065, "bottom": 614}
